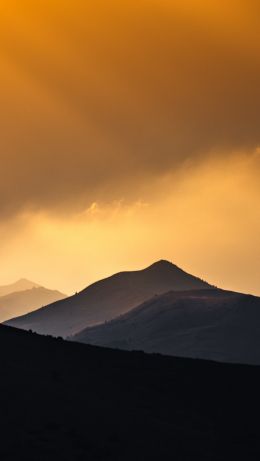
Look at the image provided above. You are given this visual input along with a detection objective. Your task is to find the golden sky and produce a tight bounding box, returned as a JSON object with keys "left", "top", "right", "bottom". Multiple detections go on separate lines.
{"left": 0, "top": 1, "right": 259, "bottom": 294}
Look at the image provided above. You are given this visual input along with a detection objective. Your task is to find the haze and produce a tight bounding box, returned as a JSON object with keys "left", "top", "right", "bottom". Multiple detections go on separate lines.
{"left": 0, "top": 0, "right": 259, "bottom": 295}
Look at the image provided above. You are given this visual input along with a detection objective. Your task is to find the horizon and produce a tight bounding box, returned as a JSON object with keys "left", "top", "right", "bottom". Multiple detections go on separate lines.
{"left": 0, "top": 258, "right": 258, "bottom": 297}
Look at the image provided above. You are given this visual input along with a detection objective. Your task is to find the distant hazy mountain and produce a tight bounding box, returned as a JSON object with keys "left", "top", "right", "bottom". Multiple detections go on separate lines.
{"left": 5, "top": 260, "right": 212, "bottom": 337}
{"left": 0, "top": 278, "right": 40, "bottom": 297}
{"left": 0, "top": 287, "right": 67, "bottom": 323}
{"left": 71, "top": 289, "right": 260, "bottom": 365}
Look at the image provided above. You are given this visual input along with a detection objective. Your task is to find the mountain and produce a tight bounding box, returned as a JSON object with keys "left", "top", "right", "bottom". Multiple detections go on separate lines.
{"left": 1, "top": 324, "right": 260, "bottom": 460}
{"left": 5, "top": 260, "right": 212, "bottom": 337}
{"left": 71, "top": 288, "right": 260, "bottom": 365}
{"left": 0, "top": 278, "right": 40, "bottom": 297}
{"left": 0, "top": 287, "right": 67, "bottom": 323}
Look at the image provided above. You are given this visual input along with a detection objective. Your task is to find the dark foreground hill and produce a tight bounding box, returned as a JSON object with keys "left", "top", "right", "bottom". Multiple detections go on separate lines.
{"left": 0, "top": 287, "right": 66, "bottom": 323}
{"left": 1, "top": 324, "right": 260, "bottom": 460}
{"left": 71, "top": 289, "right": 260, "bottom": 365}
{"left": 6, "top": 260, "right": 211, "bottom": 337}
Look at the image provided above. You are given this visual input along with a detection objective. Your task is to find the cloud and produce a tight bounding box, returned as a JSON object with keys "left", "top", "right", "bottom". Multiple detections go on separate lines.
{"left": 1, "top": 151, "right": 259, "bottom": 295}
{"left": 0, "top": 0, "right": 259, "bottom": 217}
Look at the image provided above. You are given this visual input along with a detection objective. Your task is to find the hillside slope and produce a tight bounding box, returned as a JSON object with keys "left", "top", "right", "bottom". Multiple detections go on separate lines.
{"left": 71, "top": 288, "right": 260, "bottom": 365}
{"left": 1, "top": 324, "right": 260, "bottom": 460}
{"left": 6, "top": 260, "right": 212, "bottom": 337}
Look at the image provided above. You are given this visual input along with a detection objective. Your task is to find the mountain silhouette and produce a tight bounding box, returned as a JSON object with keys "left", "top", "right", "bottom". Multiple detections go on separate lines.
{"left": 0, "top": 287, "right": 66, "bottom": 323}
{"left": 0, "top": 278, "right": 40, "bottom": 297}
{"left": 1, "top": 323, "right": 260, "bottom": 460}
{"left": 5, "top": 260, "right": 212, "bottom": 337}
{"left": 71, "top": 288, "right": 260, "bottom": 365}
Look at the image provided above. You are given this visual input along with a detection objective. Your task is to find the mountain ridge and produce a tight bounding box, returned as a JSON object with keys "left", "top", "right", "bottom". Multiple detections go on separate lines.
{"left": 70, "top": 288, "right": 260, "bottom": 365}
{"left": 6, "top": 260, "right": 212, "bottom": 337}
{"left": 0, "top": 287, "right": 67, "bottom": 323}
{"left": 0, "top": 278, "right": 40, "bottom": 297}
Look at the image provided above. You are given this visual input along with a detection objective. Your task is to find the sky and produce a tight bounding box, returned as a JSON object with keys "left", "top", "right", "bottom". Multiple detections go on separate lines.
{"left": 0, "top": 0, "right": 259, "bottom": 295}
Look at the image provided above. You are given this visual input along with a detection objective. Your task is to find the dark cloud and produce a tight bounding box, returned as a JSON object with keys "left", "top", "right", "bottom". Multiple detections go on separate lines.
{"left": 0, "top": 0, "right": 259, "bottom": 216}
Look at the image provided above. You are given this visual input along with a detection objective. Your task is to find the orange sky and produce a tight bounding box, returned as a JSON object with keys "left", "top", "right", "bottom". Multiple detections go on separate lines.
{"left": 0, "top": 1, "right": 259, "bottom": 294}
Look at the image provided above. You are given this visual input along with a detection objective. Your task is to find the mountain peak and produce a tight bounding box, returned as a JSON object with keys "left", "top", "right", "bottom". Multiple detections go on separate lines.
{"left": 0, "top": 278, "right": 41, "bottom": 297}
{"left": 7, "top": 260, "right": 211, "bottom": 337}
{"left": 146, "top": 260, "right": 179, "bottom": 271}
{"left": 17, "top": 278, "right": 36, "bottom": 284}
